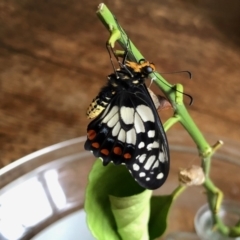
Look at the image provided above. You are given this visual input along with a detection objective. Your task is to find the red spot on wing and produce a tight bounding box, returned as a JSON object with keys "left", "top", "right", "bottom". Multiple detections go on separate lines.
{"left": 101, "top": 149, "right": 109, "bottom": 155}
{"left": 124, "top": 153, "right": 132, "bottom": 159}
{"left": 113, "top": 147, "right": 122, "bottom": 155}
{"left": 92, "top": 142, "right": 100, "bottom": 148}
{"left": 87, "top": 129, "right": 96, "bottom": 140}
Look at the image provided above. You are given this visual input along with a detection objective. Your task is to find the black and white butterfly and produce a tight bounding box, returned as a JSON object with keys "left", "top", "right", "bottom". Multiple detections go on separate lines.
{"left": 84, "top": 50, "right": 170, "bottom": 189}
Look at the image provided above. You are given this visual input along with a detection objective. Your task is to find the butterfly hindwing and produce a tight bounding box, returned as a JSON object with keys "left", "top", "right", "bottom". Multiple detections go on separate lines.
{"left": 124, "top": 84, "right": 169, "bottom": 189}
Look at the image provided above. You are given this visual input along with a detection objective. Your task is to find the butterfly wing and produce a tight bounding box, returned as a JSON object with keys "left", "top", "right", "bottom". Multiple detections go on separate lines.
{"left": 125, "top": 84, "right": 170, "bottom": 189}
{"left": 84, "top": 84, "right": 170, "bottom": 190}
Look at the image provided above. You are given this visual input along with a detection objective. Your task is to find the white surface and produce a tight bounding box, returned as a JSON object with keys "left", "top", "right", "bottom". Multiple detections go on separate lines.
{"left": 32, "top": 210, "right": 96, "bottom": 240}
{"left": 0, "top": 178, "right": 52, "bottom": 240}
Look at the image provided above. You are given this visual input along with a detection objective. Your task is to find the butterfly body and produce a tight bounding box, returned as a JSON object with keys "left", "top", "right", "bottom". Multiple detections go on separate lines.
{"left": 85, "top": 62, "right": 170, "bottom": 189}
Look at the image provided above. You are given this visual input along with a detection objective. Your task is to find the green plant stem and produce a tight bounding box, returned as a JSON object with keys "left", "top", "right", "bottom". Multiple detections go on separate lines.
{"left": 96, "top": 3, "right": 240, "bottom": 238}
{"left": 163, "top": 116, "right": 180, "bottom": 132}
{"left": 171, "top": 185, "right": 186, "bottom": 201}
{"left": 97, "top": 3, "right": 144, "bottom": 61}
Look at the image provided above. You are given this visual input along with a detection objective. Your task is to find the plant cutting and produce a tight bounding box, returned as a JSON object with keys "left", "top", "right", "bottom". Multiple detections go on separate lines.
{"left": 84, "top": 3, "right": 240, "bottom": 240}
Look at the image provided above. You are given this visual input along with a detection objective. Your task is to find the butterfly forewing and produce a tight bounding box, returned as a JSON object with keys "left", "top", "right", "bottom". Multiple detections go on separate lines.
{"left": 85, "top": 65, "right": 170, "bottom": 190}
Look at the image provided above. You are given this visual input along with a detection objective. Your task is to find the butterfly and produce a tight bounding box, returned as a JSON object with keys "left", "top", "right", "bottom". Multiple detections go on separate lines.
{"left": 84, "top": 52, "right": 170, "bottom": 190}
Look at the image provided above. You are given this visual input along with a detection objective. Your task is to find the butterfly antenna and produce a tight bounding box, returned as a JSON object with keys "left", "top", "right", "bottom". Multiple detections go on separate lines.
{"left": 152, "top": 72, "right": 193, "bottom": 105}
{"left": 177, "top": 88, "right": 193, "bottom": 105}
{"left": 160, "top": 70, "right": 192, "bottom": 79}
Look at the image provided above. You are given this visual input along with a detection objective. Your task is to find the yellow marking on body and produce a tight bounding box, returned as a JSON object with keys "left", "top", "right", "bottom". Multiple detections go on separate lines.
{"left": 126, "top": 61, "right": 156, "bottom": 72}
{"left": 111, "top": 83, "right": 118, "bottom": 87}
{"left": 132, "top": 80, "right": 139, "bottom": 84}
{"left": 86, "top": 98, "right": 105, "bottom": 119}
{"left": 126, "top": 61, "right": 141, "bottom": 72}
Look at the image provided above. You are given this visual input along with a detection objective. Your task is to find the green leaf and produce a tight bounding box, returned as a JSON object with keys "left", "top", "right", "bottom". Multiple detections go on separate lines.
{"left": 109, "top": 190, "right": 152, "bottom": 240}
{"left": 148, "top": 195, "right": 174, "bottom": 240}
{"left": 85, "top": 159, "right": 145, "bottom": 240}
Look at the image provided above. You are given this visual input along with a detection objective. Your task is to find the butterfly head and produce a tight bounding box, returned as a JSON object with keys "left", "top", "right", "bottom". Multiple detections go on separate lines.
{"left": 125, "top": 61, "right": 155, "bottom": 77}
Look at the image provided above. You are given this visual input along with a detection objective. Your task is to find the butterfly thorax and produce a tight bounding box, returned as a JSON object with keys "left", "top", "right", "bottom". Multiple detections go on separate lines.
{"left": 87, "top": 66, "right": 147, "bottom": 119}
{"left": 108, "top": 69, "right": 145, "bottom": 90}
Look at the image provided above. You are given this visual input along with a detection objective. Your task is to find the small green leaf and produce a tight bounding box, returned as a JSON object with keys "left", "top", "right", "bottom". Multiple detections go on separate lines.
{"left": 85, "top": 159, "right": 145, "bottom": 240}
{"left": 109, "top": 190, "right": 152, "bottom": 240}
{"left": 148, "top": 195, "right": 174, "bottom": 240}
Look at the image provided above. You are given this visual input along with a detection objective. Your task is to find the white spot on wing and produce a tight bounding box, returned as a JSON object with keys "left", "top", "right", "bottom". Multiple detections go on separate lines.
{"left": 157, "top": 173, "right": 164, "bottom": 179}
{"left": 148, "top": 130, "right": 155, "bottom": 138}
{"left": 134, "top": 113, "right": 145, "bottom": 133}
{"left": 136, "top": 105, "right": 154, "bottom": 122}
{"left": 147, "top": 143, "right": 153, "bottom": 150}
{"left": 139, "top": 154, "right": 146, "bottom": 163}
{"left": 99, "top": 104, "right": 111, "bottom": 120}
{"left": 107, "top": 113, "right": 119, "bottom": 127}
{"left": 126, "top": 128, "right": 136, "bottom": 145}
{"left": 159, "top": 152, "right": 165, "bottom": 163}
{"left": 147, "top": 141, "right": 159, "bottom": 150}
{"left": 144, "top": 155, "right": 156, "bottom": 170}
{"left": 138, "top": 142, "right": 145, "bottom": 149}
{"left": 152, "top": 160, "right": 159, "bottom": 169}
{"left": 146, "top": 177, "right": 150, "bottom": 181}
{"left": 120, "top": 106, "right": 134, "bottom": 124}
{"left": 112, "top": 122, "right": 121, "bottom": 136}
{"left": 139, "top": 172, "right": 146, "bottom": 177}
{"left": 152, "top": 141, "right": 159, "bottom": 148}
{"left": 133, "top": 163, "right": 140, "bottom": 171}
{"left": 102, "top": 106, "right": 118, "bottom": 123}
{"left": 118, "top": 129, "right": 126, "bottom": 142}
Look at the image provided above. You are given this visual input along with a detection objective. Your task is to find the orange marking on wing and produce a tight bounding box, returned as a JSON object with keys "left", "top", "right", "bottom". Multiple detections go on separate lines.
{"left": 101, "top": 149, "right": 109, "bottom": 156}
{"left": 92, "top": 142, "right": 100, "bottom": 148}
{"left": 124, "top": 153, "right": 132, "bottom": 159}
{"left": 88, "top": 130, "right": 96, "bottom": 140}
{"left": 113, "top": 147, "right": 122, "bottom": 155}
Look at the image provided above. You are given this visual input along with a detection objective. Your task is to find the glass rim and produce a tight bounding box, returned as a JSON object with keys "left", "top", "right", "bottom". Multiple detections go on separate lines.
{"left": 1, "top": 133, "right": 240, "bottom": 189}
{"left": 0, "top": 137, "right": 87, "bottom": 189}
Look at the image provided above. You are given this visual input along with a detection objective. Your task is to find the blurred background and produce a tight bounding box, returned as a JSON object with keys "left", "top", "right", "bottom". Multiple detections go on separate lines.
{"left": 1, "top": 0, "right": 240, "bottom": 167}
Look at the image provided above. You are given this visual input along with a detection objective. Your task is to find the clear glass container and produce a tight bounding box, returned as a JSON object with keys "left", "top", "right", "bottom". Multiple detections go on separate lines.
{"left": 0, "top": 131, "right": 240, "bottom": 240}
{"left": 194, "top": 201, "right": 240, "bottom": 240}
{"left": 0, "top": 137, "right": 95, "bottom": 240}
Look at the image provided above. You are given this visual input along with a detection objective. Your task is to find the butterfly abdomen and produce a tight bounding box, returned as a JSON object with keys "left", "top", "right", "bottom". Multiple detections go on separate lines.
{"left": 86, "top": 84, "right": 116, "bottom": 119}
{"left": 86, "top": 71, "right": 143, "bottom": 119}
